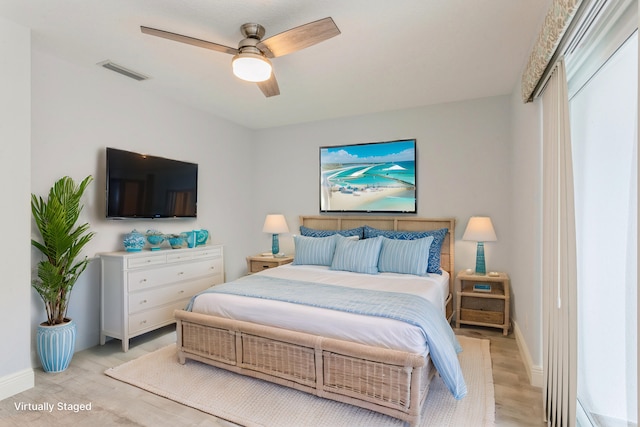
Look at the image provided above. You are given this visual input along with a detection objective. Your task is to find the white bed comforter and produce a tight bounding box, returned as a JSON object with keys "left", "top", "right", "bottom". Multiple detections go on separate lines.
{"left": 190, "top": 264, "right": 450, "bottom": 354}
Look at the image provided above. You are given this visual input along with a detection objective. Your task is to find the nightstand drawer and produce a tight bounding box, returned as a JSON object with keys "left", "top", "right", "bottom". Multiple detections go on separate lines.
{"left": 246, "top": 254, "right": 294, "bottom": 274}
{"left": 249, "top": 259, "right": 281, "bottom": 272}
{"left": 460, "top": 308, "right": 504, "bottom": 325}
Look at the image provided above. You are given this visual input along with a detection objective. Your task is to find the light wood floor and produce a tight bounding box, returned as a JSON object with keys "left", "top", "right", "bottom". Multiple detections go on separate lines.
{"left": 0, "top": 325, "right": 543, "bottom": 427}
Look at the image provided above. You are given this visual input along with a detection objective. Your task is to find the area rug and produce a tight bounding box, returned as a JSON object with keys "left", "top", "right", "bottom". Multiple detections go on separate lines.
{"left": 105, "top": 336, "right": 494, "bottom": 426}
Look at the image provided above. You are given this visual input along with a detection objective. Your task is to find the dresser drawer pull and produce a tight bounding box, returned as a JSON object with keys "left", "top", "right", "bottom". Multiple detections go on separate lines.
{"left": 178, "top": 290, "right": 184, "bottom": 294}
{"left": 140, "top": 299, "right": 147, "bottom": 304}
{"left": 140, "top": 320, "right": 147, "bottom": 325}
{"left": 177, "top": 271, "right": 185, "bottom": 275}
{"left": 139, "top": 278, "right": 147, "bottom": 284}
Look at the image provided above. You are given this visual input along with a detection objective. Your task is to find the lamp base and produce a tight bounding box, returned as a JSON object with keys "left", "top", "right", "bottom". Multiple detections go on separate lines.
{"left": 475, "top": 242, "right": 487, "bottom": 275}
{"left": 271, "top": 234, "right": 280, "bottom": 255}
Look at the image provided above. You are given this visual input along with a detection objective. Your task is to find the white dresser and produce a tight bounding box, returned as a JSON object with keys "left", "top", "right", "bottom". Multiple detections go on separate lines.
{"left": 100, "top": 245, "right": 224, "bottom": 351}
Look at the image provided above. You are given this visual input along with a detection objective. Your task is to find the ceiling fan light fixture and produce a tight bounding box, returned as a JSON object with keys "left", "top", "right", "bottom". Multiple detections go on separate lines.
{"left": 232, "top": 52, "right": 272, "bottom": 82}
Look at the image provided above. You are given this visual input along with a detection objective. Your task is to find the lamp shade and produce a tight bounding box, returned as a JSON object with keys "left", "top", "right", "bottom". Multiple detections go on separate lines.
{"left": 232, "top": 52, "right": 272, "bottom": 82}
{"left": 462, "top": 216, "right": 497, "bottom": 242}
{"left": 262, "top": 214, "right": 289, "bottom": 234}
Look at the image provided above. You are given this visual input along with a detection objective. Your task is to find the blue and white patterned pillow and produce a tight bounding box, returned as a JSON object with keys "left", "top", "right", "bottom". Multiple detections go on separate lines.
{"left": 330, "top": 235, "right": 383, "bottom": 275}
{"left": 292, "top": 234, "right": 338, "bottom": 266}
{"left": 363, "top": 226, "right": 447, "bottom": 274}
{"left": 300, "top": 225, "right": 363, "bottom": 238}
{"left": 378, "top": 236, "right": 434, "bottom": 276}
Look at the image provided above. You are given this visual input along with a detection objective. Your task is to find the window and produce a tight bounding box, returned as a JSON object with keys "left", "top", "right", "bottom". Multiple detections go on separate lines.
{"left": 567, "top": 1, "right": 637, "bottom": 424}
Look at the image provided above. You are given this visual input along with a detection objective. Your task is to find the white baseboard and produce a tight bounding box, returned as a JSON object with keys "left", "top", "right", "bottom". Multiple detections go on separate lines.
{"left": 513, "top": 320, "right": 543, "bottom": 388}
{"left": 0, "top": 368, "right": 34, "bottom": 401}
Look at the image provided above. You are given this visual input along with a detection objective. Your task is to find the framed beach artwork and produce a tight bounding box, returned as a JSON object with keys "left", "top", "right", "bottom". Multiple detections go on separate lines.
{"left": 319, "top": 139, "right": 417, "bottom": 213}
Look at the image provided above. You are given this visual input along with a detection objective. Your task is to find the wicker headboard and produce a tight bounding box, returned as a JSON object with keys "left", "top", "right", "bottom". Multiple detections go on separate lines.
{"left": 299, "top": 215, "right": 456, "bottom": 294}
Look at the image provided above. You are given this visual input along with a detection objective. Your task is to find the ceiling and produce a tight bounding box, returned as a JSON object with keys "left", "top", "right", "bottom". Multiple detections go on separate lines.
{"left": 0, "top": 0, "right": 550, "bottom": 130}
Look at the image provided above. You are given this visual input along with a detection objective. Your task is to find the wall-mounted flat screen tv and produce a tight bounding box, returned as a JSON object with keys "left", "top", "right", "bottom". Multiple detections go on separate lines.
{"left": 106, "top": 147, "right": 198, "bottom": 219}
{"left": 320, "top": 139, "right": 417, "bottom": 213}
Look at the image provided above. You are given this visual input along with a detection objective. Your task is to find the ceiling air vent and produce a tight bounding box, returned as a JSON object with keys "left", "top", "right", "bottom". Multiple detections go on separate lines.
{"left": 97, "top": 60, "right": 149, "bottom": 81}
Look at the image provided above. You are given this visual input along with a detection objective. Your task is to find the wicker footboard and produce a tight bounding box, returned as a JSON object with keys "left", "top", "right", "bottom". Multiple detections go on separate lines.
{"left": 175, "top": 309, "right": 435, "bottom": 426}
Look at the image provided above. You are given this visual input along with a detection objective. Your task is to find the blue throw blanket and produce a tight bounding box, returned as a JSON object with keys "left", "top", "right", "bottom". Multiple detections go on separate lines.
{"left": 187, "top": 274, "right": 467, "bottom": 399}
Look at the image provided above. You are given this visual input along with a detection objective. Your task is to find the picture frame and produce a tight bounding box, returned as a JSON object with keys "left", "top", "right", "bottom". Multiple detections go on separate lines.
{"left": 319, "top": 139, "right": 417, "bottom": 213}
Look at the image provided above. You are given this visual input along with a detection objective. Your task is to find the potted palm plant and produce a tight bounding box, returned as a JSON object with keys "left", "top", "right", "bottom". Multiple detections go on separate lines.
{"left": 31, "top": 175, "right": 95, "bottom": 372}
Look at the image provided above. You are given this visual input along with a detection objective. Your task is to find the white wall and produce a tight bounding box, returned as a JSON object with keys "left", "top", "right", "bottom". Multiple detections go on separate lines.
{"left": 509, "top": 88, "right": 544, "bottom": 385}
{"left": 251, "top": 96, "right": 514, "bottom": 276}
{"left": 0, "top": 16, "right": 34, "bottom": 399}
{"left": 29, "top": 48, "right": 256, "bottom": 355}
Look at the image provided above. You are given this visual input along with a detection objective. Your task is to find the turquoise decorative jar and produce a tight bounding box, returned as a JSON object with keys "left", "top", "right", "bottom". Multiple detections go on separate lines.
{"left": 196, "top": 229, "right": 209, "bottom": 246}
{"left": 167, "top": 235, "right": 185, "bottom": 249}
{"left": 123, "top": 229, "right": 145, "bottom": 252}
{"left": 183, "top": 231, "right": 197, "bottom": 248}
{"left": 36, "top": 319, "right": 76, "bottom": 373}
{"left": 146, "top": 229, "right": 165, "bottom": 251}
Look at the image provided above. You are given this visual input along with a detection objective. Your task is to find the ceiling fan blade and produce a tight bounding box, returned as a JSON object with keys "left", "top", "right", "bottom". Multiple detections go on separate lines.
{"left": 141, "top": 26, "right": 238, "bottom": 55}
{"left": 258, "top": 17, "right": 340, "bottom": 58}
{"left": 257, "top": 72, "right": 280, "bottom": 97}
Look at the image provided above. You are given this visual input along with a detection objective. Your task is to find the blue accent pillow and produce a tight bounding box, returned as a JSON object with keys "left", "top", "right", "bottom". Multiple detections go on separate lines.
{"left": 292, "top": 234, "right": 338, "bottom": 266}
{"left": 330, "top": 236, "right": 383, "bottom": 275}
{"left": 300, "top": 225, "right": 363, "bottom": 238}
{"left": 363, "top": 226, "right": 447, "bottom": 274}
{"left": 378, "top": 236, "right": 434, "bottom": 276}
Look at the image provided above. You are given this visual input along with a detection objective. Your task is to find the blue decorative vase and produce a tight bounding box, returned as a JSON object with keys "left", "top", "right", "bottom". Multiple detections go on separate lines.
{"left": 183, "top": 231, "right": 197, "bottom": 248}
{"left": 36, "top": 319, "right": 76, "bottom": 373}
{"left": 167, "top": 235, "right": 185, "bottom": 249}
{"left": 146, "top": 230, "right": 165, "bottom": 251}
{"left": 196, "top": 229, "right": 209, "bottom": 246}
{"left": 123, "top": 230, "right": 145, "bottom": 252}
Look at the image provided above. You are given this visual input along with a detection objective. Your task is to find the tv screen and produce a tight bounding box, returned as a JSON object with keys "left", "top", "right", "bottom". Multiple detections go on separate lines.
{"left": 320, "top": 139, "right": 417, "bottom": 213}
{"left": 106, "top": 147, "right": 198, "bottom": 219}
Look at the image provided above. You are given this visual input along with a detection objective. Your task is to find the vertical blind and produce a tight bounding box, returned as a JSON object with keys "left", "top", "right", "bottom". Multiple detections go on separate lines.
{"left": 541, "top": 59, "right": 578, "bottom": 427}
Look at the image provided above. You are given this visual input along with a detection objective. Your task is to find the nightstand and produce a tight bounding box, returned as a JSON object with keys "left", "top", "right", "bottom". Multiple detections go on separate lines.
{"left": 246, "top": 254, "right": 294, "bottom": 274}
{"left": 455, "top": 270, "right": 510, "bottom": 335}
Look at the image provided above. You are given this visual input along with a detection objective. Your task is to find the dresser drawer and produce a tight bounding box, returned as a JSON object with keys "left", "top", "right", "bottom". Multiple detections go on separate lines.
{"left": 127, "top": 254, "right": 166, "bottom": 269}
{"left": 166, "top": 251, "right": 196, "bottom": 263}
{"left": 127, "top": 258, "right": 222, "bottom": 292}
{"left": 192, "top": 246, "right": 223, "bottom": 259}
{"left": 128, "top": 276, "right": 215, "bottom": 314}
{"left": 128, "top": 299, "right": 188, "bottom": 335}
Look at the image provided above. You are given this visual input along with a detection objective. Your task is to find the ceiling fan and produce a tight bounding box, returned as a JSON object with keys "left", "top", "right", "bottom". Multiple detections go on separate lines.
{"left": 141, "top": 17, "right": 340, "bottom": 97}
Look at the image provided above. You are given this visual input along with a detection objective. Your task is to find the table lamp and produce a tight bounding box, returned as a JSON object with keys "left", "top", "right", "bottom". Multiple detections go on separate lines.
{"left": 462, "top": 216, "right": 497, "bottom": 275}
{"left": 262, "top": 214, "right": 289, "bottom": 256}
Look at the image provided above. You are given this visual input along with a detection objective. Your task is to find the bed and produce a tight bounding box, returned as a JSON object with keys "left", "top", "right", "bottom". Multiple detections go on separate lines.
{"left": 174, "top": 215, "right": 462, "bottom": 426}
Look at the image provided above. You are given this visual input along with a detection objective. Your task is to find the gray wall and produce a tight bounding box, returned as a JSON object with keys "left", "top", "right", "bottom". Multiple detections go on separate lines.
{"left": 29, "top": 48, "right": 256, "bottom": 358}
{"left": 250, "top": 97, "right": 514, "bottom": 277}
{"left": 0, "top": 16, "right": 33, "bottom": 399}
